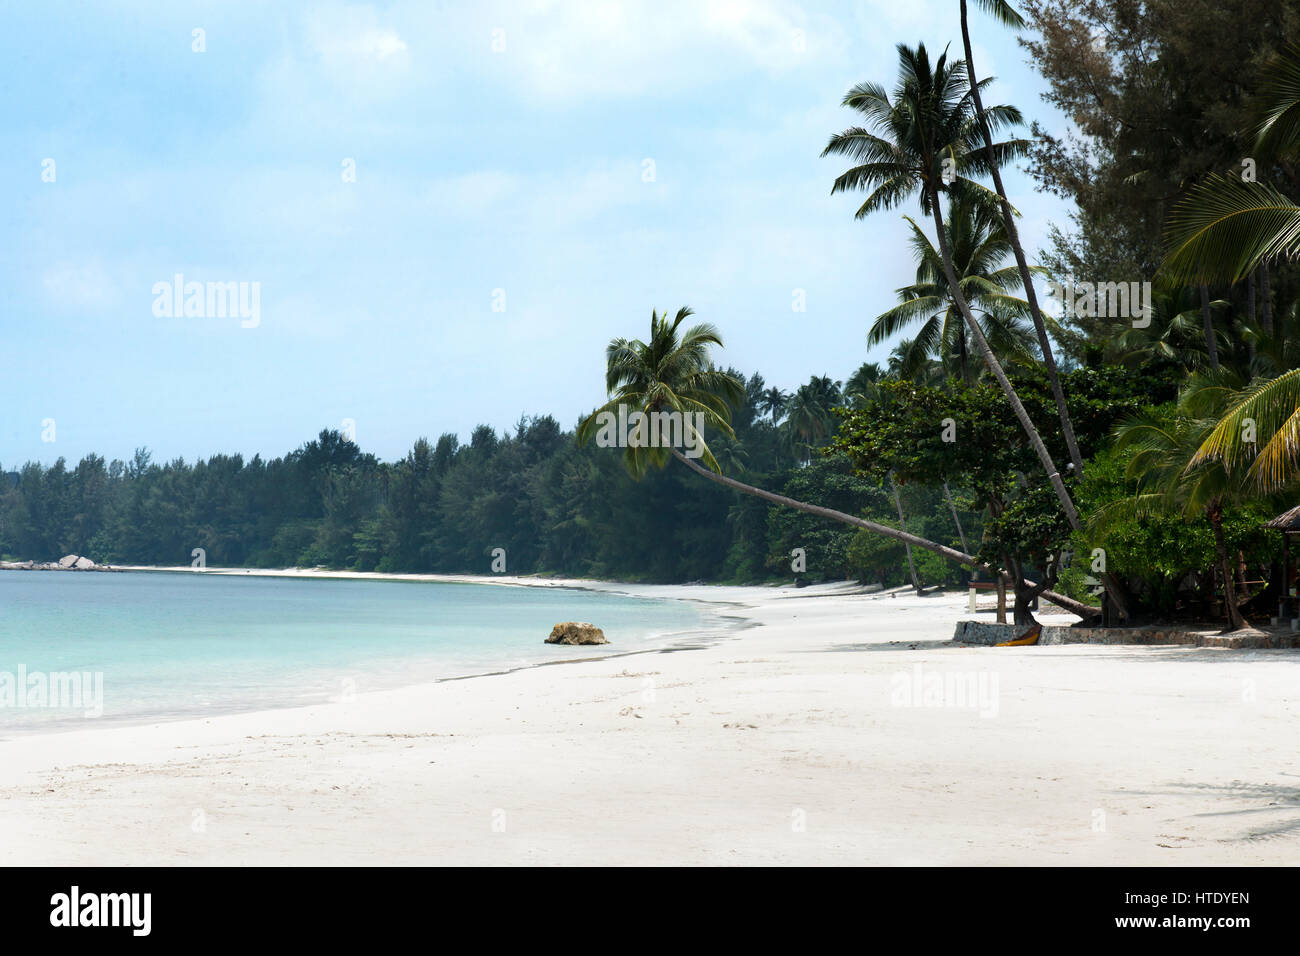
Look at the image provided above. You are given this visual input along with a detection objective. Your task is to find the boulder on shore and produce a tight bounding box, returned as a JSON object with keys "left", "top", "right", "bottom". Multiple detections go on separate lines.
{"left": 74, "top": 556, "right": 96, "bottom": 570}
{"left": 58, "top": 554, "right": 79, "bottom": 568}
{"left": 545, "top": 622, "right": 608, "bottom": 645}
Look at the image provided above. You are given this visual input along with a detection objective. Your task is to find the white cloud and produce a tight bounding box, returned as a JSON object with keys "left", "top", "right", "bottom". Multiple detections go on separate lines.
{"left": 501, "top": 0, "right": 844, "bottom": 99}
{"left": 43, "top": 259, "right": 118, "bottom": 308}
{"left": 303, "top": 2, "right": 411, "bottom": 97}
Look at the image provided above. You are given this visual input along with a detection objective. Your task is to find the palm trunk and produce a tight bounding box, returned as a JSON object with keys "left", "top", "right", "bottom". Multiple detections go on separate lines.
{"left": 943, "top": 480, "right": 970, "bottom": 553}
{"left": 1249, "top": 268, "right": 1256, "bottom": 328}
{"left": 1261, "top": 260, "right": 1274, "bottom": 336}
{"left": 1208, "top": 503, "right": 1245, "bottom": 631}
{"left": 1262, "top": 259, "right": 1279, "bottom": 367}
{"left": 1200, "top": 284, "right": 1219, "bottom": 371}
{"left": 1005, "top": 554, "right": 1038, "bottom": 626}
{"left": 957, "top": 318, "right": 969, "bottom": 382}
{"left": 959, "top": 0, "right": 1083, "bottom": 477}
{"left": 927, "top": 190, "right": 1130, "bottom": 620}
{"left": 1248, "top": 269, "right": 1258, "bottom": 368}
{"left": 669, "top": 448, "right": 1093, "bottom": 617}
{"left": 890, "top": 473, "right": 921, "bottom": 593}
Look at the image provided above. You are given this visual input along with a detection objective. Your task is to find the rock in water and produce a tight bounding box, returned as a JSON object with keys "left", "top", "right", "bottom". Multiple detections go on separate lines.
{"left": 58, "top": 554, "right": 79, "bottom": 569}
{"left": 73, "top": 556, "right": 96, "bottom": 570}
{"left": 546, "top": 622, "right": 608, "bottom": 645}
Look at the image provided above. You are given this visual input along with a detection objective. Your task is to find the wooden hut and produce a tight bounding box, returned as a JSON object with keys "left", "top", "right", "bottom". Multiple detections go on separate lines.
{"left": 1264, "top": 504, "right": 1300, "bottom": 621}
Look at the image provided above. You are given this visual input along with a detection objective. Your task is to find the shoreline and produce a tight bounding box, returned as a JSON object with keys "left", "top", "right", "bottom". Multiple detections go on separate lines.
{"left": 2, "top": 577, "right": 1297, "bottom": 864}
{"left": 113, "top": 563, "right": 779, "bottom": 602}
{"left": 2, "top": 567, "right": 762, "bottom": 739}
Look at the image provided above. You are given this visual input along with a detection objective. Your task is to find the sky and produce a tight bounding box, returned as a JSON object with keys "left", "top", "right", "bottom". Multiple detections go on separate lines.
{"left": 2, "top": 0, "right": 1076, "bottom": 468}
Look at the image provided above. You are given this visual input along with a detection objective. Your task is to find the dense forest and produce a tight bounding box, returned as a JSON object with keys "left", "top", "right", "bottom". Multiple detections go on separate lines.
{"left": 6, "top": 0, "right": 1300, "bottom": 631}
{"left": 0, "top": 366, "right": 981, "bottom": 587}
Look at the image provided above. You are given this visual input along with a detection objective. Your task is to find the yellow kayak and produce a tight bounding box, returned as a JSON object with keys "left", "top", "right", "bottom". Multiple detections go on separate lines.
{"left": 995, "top": 623, "right": 1042, "bottom": 647}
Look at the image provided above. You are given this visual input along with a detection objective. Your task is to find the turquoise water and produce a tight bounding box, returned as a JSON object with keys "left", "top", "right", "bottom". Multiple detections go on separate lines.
{"left": 0, "top": 571, "right": 714, "bottom": 733}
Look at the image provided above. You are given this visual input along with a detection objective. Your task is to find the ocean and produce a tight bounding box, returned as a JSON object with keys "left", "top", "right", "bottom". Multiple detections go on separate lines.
{"left": 0, "top": 571, "right": 715, "bottom": 733}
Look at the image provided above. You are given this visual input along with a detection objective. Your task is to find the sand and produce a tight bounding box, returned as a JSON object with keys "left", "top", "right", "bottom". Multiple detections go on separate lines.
{"left": 1, "top": 572, "right": 1296, "bottom": 866}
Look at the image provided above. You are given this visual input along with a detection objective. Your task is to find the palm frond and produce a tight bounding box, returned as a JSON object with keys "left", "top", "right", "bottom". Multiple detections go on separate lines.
{"left": 1160, "top": 175, "right": 1300, "bottom": 286}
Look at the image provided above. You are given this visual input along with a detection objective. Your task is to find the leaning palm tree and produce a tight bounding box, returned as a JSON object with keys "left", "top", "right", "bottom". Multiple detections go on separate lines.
{"left": 577, "top": 306, "right": 1093, "bottom": 615}
{"left": 821, "top": 42, "right": 1129, "bottom": 615}
{"left": 872, "top": 195, "right": 1039, "bottom": 383}
{"left": 576, "top": 307, "right": 742, "bottom": 476}
{"left": 959, "top": 0, "right": 1085, "bottom": 474}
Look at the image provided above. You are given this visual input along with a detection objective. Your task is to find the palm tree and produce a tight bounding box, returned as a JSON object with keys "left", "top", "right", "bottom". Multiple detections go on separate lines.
{"left": 1191, "top": 369, "right": 1300, "bottom": 490}
{"left": 822, "top": 42, "right": 1129, "bottom": 615}
{"left": 757, "top": 386, "right": 789, "bottom": 423}
{"left": 871, "top": 195, "right": 1038, "bottom": 383}
{"left": 959, "top": 0, "right": 1085, "bottom": 475}
{"left": 843, "top": 362, "right": 884, "bottom": 407}
{"left": 889, "top": 472, "right": 922, "bottom": 593}
{"left": 1161, "top": 45, "right": 1300, "bottom": 487}
{"left": 1105, "top": 393, "right": 1253, "bottom": 631}
{"left": 575, "top": 307, "right": 742, "bottom": 476}
{"left": 1108, "top": 287, "right": 1235, "bottom": 373}
{"left": 943, "top": 481, "right": 971, "bottom": 554}
{"left": 885, "top": 338, "right": 946, "bottom": 385}
{"left": 783, "top": 376, "right": 842, "bottom": 464}
{"left": 577, "top": 306, "right": 1094, "bottom": 616}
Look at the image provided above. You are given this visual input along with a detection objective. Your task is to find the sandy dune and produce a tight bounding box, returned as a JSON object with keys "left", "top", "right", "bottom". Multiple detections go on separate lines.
{"left": 1, "top": 575, "right": 1296, "bottom": 865}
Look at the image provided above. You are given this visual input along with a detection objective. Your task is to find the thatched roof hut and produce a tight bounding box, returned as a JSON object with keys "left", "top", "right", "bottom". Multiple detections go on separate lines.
{"left": 1264, "top": 504, "right": 1300, "bottom": 531}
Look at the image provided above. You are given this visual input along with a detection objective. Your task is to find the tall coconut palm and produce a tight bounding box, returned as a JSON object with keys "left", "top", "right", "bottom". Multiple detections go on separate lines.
{"left": 959, "top": 0, "right": 1085, "bottom": 475}
{"left": 821, "top": 42, "right": 1129, "bottom": 614}
{"left": 577, "top": 306, "right": 1094, "bottom": 616}
{"left": 871, "top": 195, "right": 1039, "bottom": 383}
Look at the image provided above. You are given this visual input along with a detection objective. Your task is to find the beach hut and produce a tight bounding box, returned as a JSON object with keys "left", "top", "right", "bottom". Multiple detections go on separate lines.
{"left": 1263, "top": 504, "right": 1300, "bottom": 624}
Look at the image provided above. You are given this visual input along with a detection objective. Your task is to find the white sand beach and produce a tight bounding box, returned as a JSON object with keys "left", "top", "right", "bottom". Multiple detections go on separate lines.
{"left": 1, "top": 573, "right": 1296, "bottom": 866}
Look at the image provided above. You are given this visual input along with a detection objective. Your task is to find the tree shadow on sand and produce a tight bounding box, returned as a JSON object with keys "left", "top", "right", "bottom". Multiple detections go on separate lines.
{"left": 812, "top": 640, "right": 963, "bottom": 652}
{"left": 1132, "top": 779, "right": 1300, "bottom": 841}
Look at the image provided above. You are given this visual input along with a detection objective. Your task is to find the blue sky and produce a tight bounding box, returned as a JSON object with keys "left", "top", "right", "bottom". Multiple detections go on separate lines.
{"left": 3, "top": 0, "right": 1074, "bottom": 468}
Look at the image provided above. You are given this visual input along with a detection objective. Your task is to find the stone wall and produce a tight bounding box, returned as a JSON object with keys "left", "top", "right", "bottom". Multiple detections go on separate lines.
{"left": 952, "top": 619, "right": 1298, "bottom": 649}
